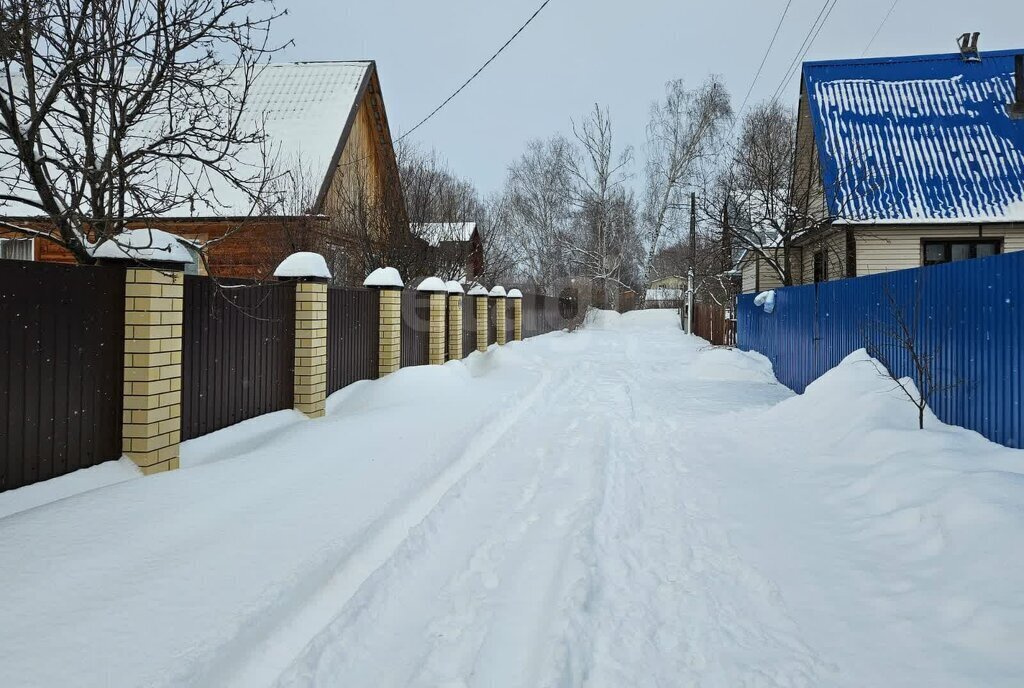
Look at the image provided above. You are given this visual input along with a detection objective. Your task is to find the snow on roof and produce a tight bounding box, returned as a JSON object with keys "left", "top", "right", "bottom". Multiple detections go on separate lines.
{"left": 416, "top": 276, "right": 447, "bottom": 292}
{"left": 90, "top": 228, "right": 194, "bottom": 264}
{"left": 273, "top": 252, "right": 331, "bottom": 279}
{"left": 507, "top": 288, "right": 523, "bottom": 299}
{"left": 445, "top": 280, "right": 465, "bottom": 294}
{"left": 646, "top": 288, "right": 684, "bottom": 301}
{"left": 803, "top": 49, "right": 1024, "bottom": 224}
{"left": 363, "top": 266, "right": 404, "bottom": 288}
{"left": 488, "top": 285, "right": 507, "bottom": 297}
{"left": 1, "top": 61, "right": 373, "bottom": 218}
{"left": 410, "top": 222, "right": 478, "bottom": 247}
{"left": 467, "top": 284, "right": 488, "bottom": 296}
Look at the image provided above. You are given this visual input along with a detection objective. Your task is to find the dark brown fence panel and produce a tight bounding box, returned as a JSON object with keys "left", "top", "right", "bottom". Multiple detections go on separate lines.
{"left": 522, "top": 293, "right": 567, "bottom": 338}
{"left": 506, "top": 299, "right": 515, "bottom": 342}
{"left": 487, "top": 297, "right": 498, "bottom": 345}
{"left": 0, "top": 260, "right": 124, "bottom": 492}
{"left": 400, "top": 290, "right": 430, "bottom": 368}
{"left": 462, "top": 297, "right": 477, "bottom": 355}
{"left": 328, "top": 287, "right": 379, "bottom": 394}
{"left": 692, "top": 304, "right": 736, "bottom": 346}
{"left": 181, "top": 277, "right": 294, "bottom": 441}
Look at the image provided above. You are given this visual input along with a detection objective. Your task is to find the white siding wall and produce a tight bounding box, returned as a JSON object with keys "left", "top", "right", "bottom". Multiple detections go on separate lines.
{"left": 854, "top": 224, "right": 1024, "bottom": 276}
{"left": 740, "top": 255, "right": 785, "bottom": 293}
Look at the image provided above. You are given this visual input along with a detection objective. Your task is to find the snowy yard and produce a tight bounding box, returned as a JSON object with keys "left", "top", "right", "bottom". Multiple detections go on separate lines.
{"left": 1, "top": 309, "right": 1022, "bottom": 687}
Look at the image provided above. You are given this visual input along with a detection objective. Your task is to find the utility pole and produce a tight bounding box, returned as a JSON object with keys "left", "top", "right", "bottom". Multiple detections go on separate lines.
{"left": 687, "top": 191, "right": 696, "bottom": 334}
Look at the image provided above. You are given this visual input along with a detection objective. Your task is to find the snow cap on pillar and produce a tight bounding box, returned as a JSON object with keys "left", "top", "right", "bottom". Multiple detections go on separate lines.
{"left": 467, "top": 284, "right": 488, "bottom": 296}
{"left": 363, "top": 266, "right": 404, "bottom": 288}
{"left": 273, "top": 251, "right": 331, "bottom": 279}
{"left": 488, "top": 285, "right": 507, "bottom": 297}
{"left": 416, "top": 276, "right": 448, "bottom": 292}
{"left": 506, "top": 288, "right": 523, "bottom": 299}
{"left": 90, "top": 227, "right": 194, "bottom": 266}
{"left": 445, "top": 280, "right": 465, "bottom": 294}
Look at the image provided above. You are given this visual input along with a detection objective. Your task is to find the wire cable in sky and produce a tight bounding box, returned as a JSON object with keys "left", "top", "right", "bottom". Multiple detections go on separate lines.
{"left": 861, "top": 0, "right": 900, "bottom": 56}
{"left": 732, "top": 0, "right": 794, "bottom": 135}
{"left": 396, "top": 0, "right": 554, "bottom": 143}
{"left": 770, "top": 0, "right": 840, "bottom": 103}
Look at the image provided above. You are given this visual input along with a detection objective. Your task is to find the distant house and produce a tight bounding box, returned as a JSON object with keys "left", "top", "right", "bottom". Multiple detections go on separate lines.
{"left": 780, "top": 47, "right": 1024, "bottom": 289}
{"left": 645, "top": 275, "right": 685, "bottom": 308}
{"left": 410, "top": 222, "right": 484, "bottom": 281}
{"left": 0, "top": 61, "right": 408, "bottom": 282}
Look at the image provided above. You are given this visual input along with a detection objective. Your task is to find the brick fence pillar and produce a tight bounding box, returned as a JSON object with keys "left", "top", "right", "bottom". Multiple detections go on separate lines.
{"left": 293, "top": 281, "right": 328, "bottom": 418}
{"left": 122, "top": 267, "right": 185, "bottom": 475}
{"left": 508, "top": 288, "right": 523, "bottom": 341}
{"left": 468, "top": 285, "right": 489, "bottom": 352}
{"left": 446, "top": 281, "right": 464, "bottom": 360}
{"left": 417, "top": 277, "right": 448, "bottom": 366}
{"left": 364, "top": 267, "right": 405, "bottom": 376}
{"left": 275, "top": 252, "right": 332, "bottom": 419}
{"left": 490, "top": 286, "right": 507, "bottom": 345}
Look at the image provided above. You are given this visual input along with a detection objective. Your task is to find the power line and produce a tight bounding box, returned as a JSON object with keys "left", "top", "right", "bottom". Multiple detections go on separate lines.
{"left": 861, "top": 0, "right": 900, "bottom": 56}
{"left": 770, "top": 0, "right": 840, "bottom": 104}
{"left": 735, "top": 0, "right": 795, "bottom": 125}
{"left": 396, "top": 0, "right": 554, "bottom": 143}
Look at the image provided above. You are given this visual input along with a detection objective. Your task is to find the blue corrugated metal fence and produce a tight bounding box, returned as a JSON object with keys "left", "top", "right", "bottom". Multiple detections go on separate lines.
{"left": 737, "top": 251, "right": 1024, "bottom": 448}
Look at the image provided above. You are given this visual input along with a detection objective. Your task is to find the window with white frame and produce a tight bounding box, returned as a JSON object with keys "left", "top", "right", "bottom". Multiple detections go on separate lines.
{"left": 0, "top": 237, "right": 34, "bottom": 261}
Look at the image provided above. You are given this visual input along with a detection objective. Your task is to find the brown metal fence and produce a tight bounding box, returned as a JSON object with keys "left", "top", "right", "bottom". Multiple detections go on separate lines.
{"left": 462, "top": 296, "right": 477, "bottom": 355}
{"left": 506, "top": 299, "right": 515, "bottom": 341}
{"left": 400, "top": 290, "right": 430, "bottom": 367}
{"left": 487, "top": 297, "right": 498, "bottom": 345}
{"left": 180, "top": 276, "right": 294, "bottom": 441}
{"left": 0, "top": 260, "right": 125, "bottom": 492}
{"left": 521, "top": 293, "right": 566, "bottom": 338}
{"left": 688, "top": 303, "right": 736, "bottom": 346}
{"left": 328, "top": 287, "right": 379, "bottom": 393}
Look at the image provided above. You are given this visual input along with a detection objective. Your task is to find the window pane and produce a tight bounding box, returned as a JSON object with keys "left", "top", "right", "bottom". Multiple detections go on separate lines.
{"left": 950, "top": 243, "right": 971, "bottom": 261}
{"left": 976, "top": 242, "right": 998, "bottom": 258}
{"left": 924, "top": 243, "right": 945, "bottom": 263}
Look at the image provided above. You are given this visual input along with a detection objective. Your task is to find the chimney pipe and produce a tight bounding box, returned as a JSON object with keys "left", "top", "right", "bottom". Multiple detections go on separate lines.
{"left": 1008, "top": 54, "right": 1024, "bottom": 119}
{"left": 958, "top": 31, "right": 981, "bottom": 62}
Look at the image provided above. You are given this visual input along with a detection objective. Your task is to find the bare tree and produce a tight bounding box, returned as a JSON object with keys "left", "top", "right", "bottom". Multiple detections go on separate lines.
{"left": 563, "top": 104, "right": 639, "bottom": 308}
{"left": 501, "top": 135, "right": 574, "bottom": 293}
{"left": 641, "top": 77, "right": 731, "bottom": 286}
{"left": 0, "top": 0, "right": 285, "bottom": 263}
{"left": 863, "top": 281, "right": 957, "bottom": 430}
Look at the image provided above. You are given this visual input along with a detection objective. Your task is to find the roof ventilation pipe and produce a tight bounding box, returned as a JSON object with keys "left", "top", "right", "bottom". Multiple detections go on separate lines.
{"left": 1008, "top": 55, "right": 1024, "bottom": 120}
{"left": 958, "top": 32, "right": 981, "bottom": 62}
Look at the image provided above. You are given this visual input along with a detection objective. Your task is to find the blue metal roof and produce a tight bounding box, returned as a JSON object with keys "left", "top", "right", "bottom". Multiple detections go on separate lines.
{"left": 803, "top": 49, "right": 1024, "bottom": 224}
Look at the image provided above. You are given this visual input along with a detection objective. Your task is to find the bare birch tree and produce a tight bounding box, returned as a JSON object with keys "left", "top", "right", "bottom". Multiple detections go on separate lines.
{"left": 641, "top": 77, "right": 731, "bottom": 285}
{"left": 0, "top": 0, "right": 285, "bottom": 262}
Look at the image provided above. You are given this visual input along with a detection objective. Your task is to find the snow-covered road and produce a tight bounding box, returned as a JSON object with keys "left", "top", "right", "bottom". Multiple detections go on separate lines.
{"left": 2, "top": 310, "right": 1022, "bottom": 687}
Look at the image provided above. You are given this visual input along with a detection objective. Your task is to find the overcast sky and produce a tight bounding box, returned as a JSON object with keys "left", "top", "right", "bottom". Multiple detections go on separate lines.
{"left": 272, "top": 0, "right": 1023, "bottom": 194}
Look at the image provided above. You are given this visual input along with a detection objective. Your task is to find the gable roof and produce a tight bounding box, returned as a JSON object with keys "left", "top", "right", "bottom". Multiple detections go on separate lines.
{"left": 410, "top": 222, "right": 478, "bottom": 247}
{"left": 803, "top": 49, "right": 1024, "bottom": 224}
{"left": 0, "top": 61, "right": 376, "bottom": 219}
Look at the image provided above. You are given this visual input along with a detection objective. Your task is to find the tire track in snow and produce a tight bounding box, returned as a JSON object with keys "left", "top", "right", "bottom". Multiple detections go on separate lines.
{"left": 203, "top": 365, "right": 558, "bottom": 688}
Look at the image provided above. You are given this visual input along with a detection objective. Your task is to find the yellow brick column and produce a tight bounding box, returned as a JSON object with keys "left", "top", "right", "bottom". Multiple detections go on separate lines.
{"left": 293, "top": 281, "right": 328, "bottom": 418}
{"left": 446, "top": 281, "right": 464, "bottom": 361}
{"left": 363, "top": 267, "right": 405, "bottom": 376}
{"left": 123, "top": 268, "right": 185, "bottom": 475}
{"left": 417, "top": 276, "right": 448, "bottom": 366}
{"left": 468, "top": 285, "right": 489, "bottom": 352}
{"left": 508, "top": 288, "right": 524, "bottom": 341}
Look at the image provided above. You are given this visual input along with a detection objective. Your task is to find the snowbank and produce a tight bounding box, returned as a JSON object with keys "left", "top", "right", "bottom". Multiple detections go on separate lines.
{"left": 0, "top": 458, "right": 140, "bottom": 519}
{"left": 584, "top": 308, "right": 679, "bottom": 330}
{"left": 690, "top": 347, "right": 777, "bottom": 384}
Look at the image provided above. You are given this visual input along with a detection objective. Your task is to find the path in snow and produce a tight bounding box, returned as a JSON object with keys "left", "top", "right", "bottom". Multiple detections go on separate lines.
{"left": 2, "top": 309, "right": 1021, "bottom": 688}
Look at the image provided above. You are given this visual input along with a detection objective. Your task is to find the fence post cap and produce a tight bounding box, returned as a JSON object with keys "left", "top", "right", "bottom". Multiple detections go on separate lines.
{"left": 488, "top": 285, "right": 507, "bottom": 297}
{"left": 363, "top": 266, "right": 404, "bottom": 289}
{"left": 467, "top": 284, "right": 488, "bottom": 296}
{"left": 273, "top": 252, "right": 331, "bottom": 280}
{"left": 445, "top": 280, "right": 465, "bottom": 294}
{"left": 506, "top": 288, "right": 523, "bottom": 299}
{"left": 90, "top": 228, "right": 194, "bottom": 267}
{"left": 416, "top": 276, "right": 448, "bottom": 293}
